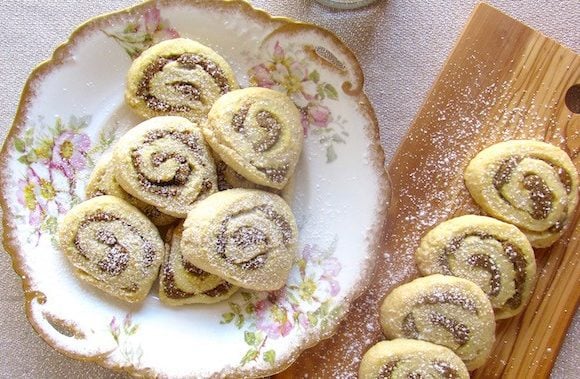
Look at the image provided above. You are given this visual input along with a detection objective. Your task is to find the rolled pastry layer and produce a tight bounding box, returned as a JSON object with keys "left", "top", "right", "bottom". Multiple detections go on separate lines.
{"left": 113, "top": 116, "right": 217, "bottom": 218}
{"left": 58, "top": 196, "right": 164, "bottom": 303}
{"left": 415, "top": 215, "right": 536, "bottom": 319}
{"left": 159, "top": 224, "right": 238, "bottom": 305}
{"left": 181, "top": 189, "right": 298, "bottom": 291}
{"left": 203, "top": 87, "right": 303, "bottom": 190}
{"left": 359, "top": 339, "right": 469, "bottom": 379}
{"left": 464, "top": 140, "right": 579, "bottom": 247}
{"left": 85, "top": 151, "right": 175, "bottom": 226}
{"left": 380, "top": 274, "right": 495, "bottom": 370}
{"left": 125, "top": 38, "right": 238, "bottom": 122}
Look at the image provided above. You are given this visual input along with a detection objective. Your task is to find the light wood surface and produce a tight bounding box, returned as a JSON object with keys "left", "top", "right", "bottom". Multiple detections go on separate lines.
{"left": 277, "top": 3, "right": 579, "bottom": 377}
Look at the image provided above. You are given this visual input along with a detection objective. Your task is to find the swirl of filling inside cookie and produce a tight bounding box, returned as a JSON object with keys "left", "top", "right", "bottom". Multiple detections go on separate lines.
{"left": 159, "top": 224, "right": 238, "bottom": 305}
{"left": 464, "top": 140, "right": 578, "bottom": 248}
{"left": 58, "top": 196, "right": 165, "bottom": 303}
{"left": 181, "top": 189, "right": 298, "bottom": 291}
{"left": 359, "top": 339, "right": 469, "bottom": 379}
{"left": 125, "top": 38, "right": 239, "bottom": 122}
{"left": 113, "top": 116, "right": 217, "bottom": 218}
{"left": 415, "top": 215, "right": 536, "bottom": 319}
{"left": 380, "top": 275, "right": 495, "bottom": 371}
{"left": 203, "top": 87, "right": 303, "bottom": 190}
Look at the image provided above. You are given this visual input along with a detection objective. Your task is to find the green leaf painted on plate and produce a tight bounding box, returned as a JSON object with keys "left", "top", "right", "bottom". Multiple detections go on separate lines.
{"left": 263, "top": 350, "right": 276, "bottom": 365}
{"left": 241, "top": 349, "right": 259, "bottom": 365}
{"left": 324, "top": 83, "right": 339, "bottom": 100}
{"left": 14, "top": 138, "right": 26, "bottom": 153}
{"left": 244, "top": 331, "right": 257, "bottom": 346}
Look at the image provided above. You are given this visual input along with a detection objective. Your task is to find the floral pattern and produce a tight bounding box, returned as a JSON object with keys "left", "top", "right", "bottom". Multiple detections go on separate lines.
{"left": 104, "top": 7, "right": 179, "bottom": 59}
{"left": 249, "top": 42, "right": 348, "bottom": 162}
{"left": 109, "top": 313, "right": 143, "bottom": 368}
{"left": 13, "top": 115, "right": 114, "bottom": 245}
{"left": 221, "top": 239, "right": 342, "bottom": 366}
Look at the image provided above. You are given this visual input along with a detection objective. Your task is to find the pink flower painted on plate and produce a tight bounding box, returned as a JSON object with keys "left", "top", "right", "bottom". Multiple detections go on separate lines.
{"left": 51, "top": 130, "right": 90, "bottom": 178}
{"left": 142, "top": 7, "right": 180, "bottom": 43}
{"left": 249, "top": 41, "right": 336, "bottom": 132}
{"left": 104, "top": 6, "right": 180, "bottom": 59}
{"left": 221, "top": 240, "right": 342, "bottom": 366}
{"left": 254, "top": 291, "right": 295, "bottom": 339}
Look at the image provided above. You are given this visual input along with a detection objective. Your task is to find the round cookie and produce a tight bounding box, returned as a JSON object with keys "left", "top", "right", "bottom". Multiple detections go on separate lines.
{"left": 203, "top": 87, "right": 303, "bottom": 190}
{"left": 125, "top": 37, "right": 239, "bottom": 122}
{"left": 380, "top": 274, "right": 495, "bottom": 370}
{"left": 85, "top": 151, "right": 175, "bottom": 226}
{"left": 112, "top": 116, "right": 217, "bottom": 218}
{"left": 415, "top": 215, "right": 536, "bottom": 319}
{"left": 58, "top": 195, "right": 165, "bottom": 303}
{"left": 181, "top": 188, "right": 298, "bottom": 291}
{"left": 464, "top": 140, "right": 579, "bottom": 248}
{"left": 359, "top": 339, "right": 469, "bottom": 379}
{"left": 159, "top": 223, "right": 238, "bottom": 305}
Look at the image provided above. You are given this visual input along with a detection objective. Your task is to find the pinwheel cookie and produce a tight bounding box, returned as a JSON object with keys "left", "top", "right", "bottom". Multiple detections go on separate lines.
{"left": 125, "top": 38, "right": 238, "bottom": 122}
{"left": 380, "top": 274, "right": 495, "bottom": 370}
{"left": 464, "top": 140, "right": 578, "bottom": 248}
{"left": 113, "top": 116, "right": 217, "bottom": 218}
{"left": 85, "top": 151, "right": 175, "bottom": 226}
{"left": 58, "top": 196, "right": 165, "bottom": 303}
{"left": 159, "top": 224, "right": 238, "bottom": 305}
{"left": 359, "top": 339, "right": 469, "bottom": 379}
{"left": 203, "top": 87, "right": 303, "bottom": 190}
{"left": 415, "top": 215, "right": 536, "bottom": 319}
{"left": 181, "top": 188, "right": 298, "bottom": 291}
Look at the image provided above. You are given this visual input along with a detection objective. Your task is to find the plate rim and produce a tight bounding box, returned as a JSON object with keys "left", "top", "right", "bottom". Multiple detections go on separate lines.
{"left": 0, "top": 0, "right": 390, "bottom": 377}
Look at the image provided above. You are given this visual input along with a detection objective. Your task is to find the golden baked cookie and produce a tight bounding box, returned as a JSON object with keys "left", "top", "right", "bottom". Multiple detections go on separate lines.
{"left": 112, "top": 116, "right": 217, "bottom": 218}
{"left": 464, "top": 140, "right": 579, "bottom": 248}
{"left": 359, "top": 339, "right": 469, "bottom": 379}
{"left": 203, "top": 87, "right": 303, "bottom": 190}
{"left": 58, "top": 195, "right": 165, "bottom": 303}
{"left": 159, "top": 224, "right": 238, "bottom": 305}
{"left": 125, "top": 38, "right": 238, "bottom": 122}
{"left": 380, "top": 274, "right": 495, "bottom": 370}
{"left": 181, "top": 188, "right": 298, "bottom": 291}
{"left": 85, "top": 151, "right": 175, "bottom": 226}
{"left": 415, "top": 215, "right": 536, "bottom": 319}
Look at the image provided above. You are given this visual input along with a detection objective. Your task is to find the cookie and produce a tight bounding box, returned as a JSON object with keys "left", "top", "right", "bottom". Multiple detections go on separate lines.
{"left": 57, "top": 195, "right": 165, "bottom": 303}
{"left": 159, "top": 224, "right": 238, "bottom": 305}
{"left": 359, "top": 339, "right": 469, "bottom": 379}
{"left": 415, "top": 215, "right": 536, "bottom": 319}
{"left": 203, "top": 87, "right": 303, "bottom": 190}
{"left": 464, "top": 140, "right": 579, "bottom": 248}
{"left": 380, "top": 274, "right": 495, "bottom": 370}
{"left": 85, "top": 151, "right": 175, "bottom": 226}
{"left": 112, "top": 116, "right": 217, "bottom": 218}
{"left": 125, "top": 37, "right": 239, "bottom": 122}
{"left": 181, "top": 188, "right": 298, "bottom": 291}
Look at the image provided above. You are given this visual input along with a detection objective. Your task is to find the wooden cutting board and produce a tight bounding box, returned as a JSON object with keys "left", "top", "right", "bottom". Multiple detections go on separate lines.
{"left": 277, "top": 2, "right": 580, "bottom": 378}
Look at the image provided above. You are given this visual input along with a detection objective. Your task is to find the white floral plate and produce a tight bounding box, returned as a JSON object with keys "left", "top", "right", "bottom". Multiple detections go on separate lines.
{"left": 0, "top": 1, "right": 388, "bottom": 377}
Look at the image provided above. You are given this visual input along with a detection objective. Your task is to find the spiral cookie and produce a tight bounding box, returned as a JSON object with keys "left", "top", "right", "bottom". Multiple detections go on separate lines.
{"left": 203, "top": 87, "right": 303, "bottom": 190}
{"left": 113, "top": 116, "right": 217, "bottom": 218}
{"left": 415, "top": 215, "right": 536, "bottom": 319}
{"left": 125, "top": 38, "right": 238, "bottom": 122}
{"left": 58, "top": 196, "right": 164, "bottom": 303}
{"left": 359, "top": 339, "right": 469, "bottom": 379}
{"left": 85, "top": 151, "right": 175, "bottom": 226}
{"left": 181, "top": 189, "right": 298, "bottom": 291}
{"left": 464, "top": 140, "right": 579, "bottom": 248}
{"left": 159, "top": 224, "right": 238, "bottom": 305}
{"left": 380, "top": 275, "right": 495, "bottom": 370}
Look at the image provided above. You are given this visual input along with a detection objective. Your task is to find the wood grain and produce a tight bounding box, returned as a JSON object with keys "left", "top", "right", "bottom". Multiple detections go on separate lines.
{"left": 277, "top": 3, "right": 579, "bottom": 378}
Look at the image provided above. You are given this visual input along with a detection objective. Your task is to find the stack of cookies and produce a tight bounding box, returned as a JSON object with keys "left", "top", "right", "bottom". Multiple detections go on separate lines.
{"left": 361, "top": 140, "right": 578, "bottom": 377}
{"left": 58, "top": 38, "right": 303, "bottom": 305}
